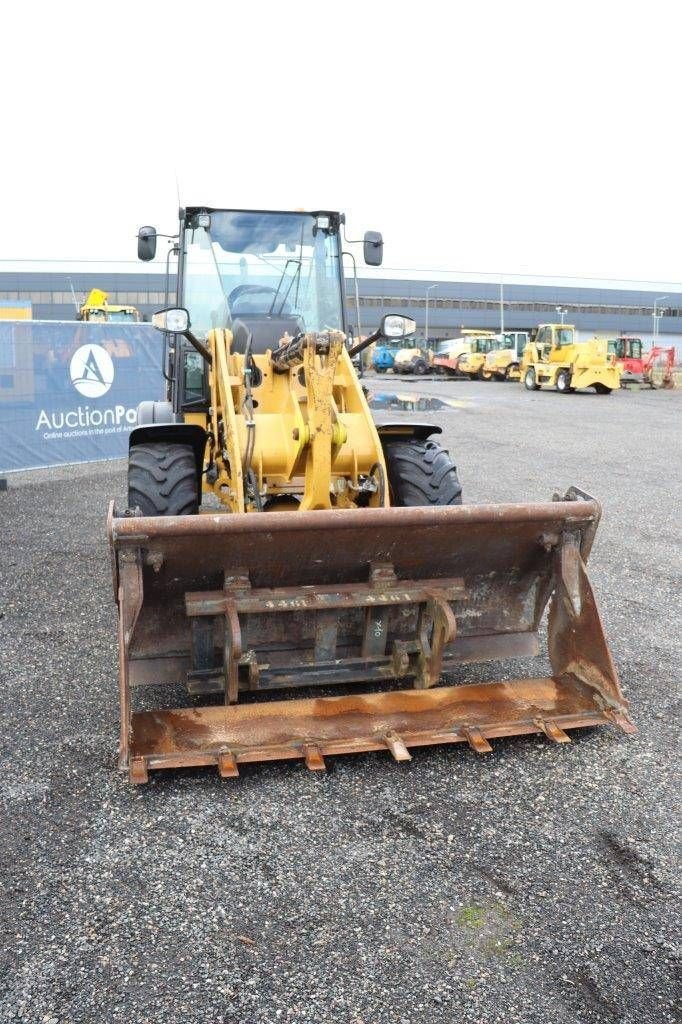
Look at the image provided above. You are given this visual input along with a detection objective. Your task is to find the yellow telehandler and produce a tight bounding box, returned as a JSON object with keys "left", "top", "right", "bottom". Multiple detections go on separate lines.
{"left": 108, "top": 208, "right": 634, "bottom": 783}
{"left": 521, "top": 324, "right": 621, "bottom": 394}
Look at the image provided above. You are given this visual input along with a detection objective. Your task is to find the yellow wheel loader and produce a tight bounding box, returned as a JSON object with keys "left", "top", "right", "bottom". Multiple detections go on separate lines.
{"left": 521, "top": 324, "right": 621, "bottom": 394}
{"left": 108, "top": 207, "right": 634, "bottom": 783}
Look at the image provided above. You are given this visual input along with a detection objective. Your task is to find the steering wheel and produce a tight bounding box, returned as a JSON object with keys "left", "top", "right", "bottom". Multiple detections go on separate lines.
{"left": 227, "top": 284, "right": 289, "bottom": 315}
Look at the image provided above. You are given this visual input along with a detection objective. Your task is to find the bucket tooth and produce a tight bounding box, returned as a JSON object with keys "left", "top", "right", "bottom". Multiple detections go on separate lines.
{"left": 463, "top": 727, "right": 493, "bottom": 754}
{"left": 533, "top": 716, "right": 571, "bottom": 744}
{"left": 303, "top": 744, "right": 326, "bottom": 771}
{"left": 603, "top": 708, "right": 638, "bottom": 735}
{"left": 384, "top": 730, "right": 412, "bottom": 762}
{"left": 130, "top": 756, "right": 149, "bottom": 784}
{"left": 218, "top": 750, "right": 240, "bottom": 778}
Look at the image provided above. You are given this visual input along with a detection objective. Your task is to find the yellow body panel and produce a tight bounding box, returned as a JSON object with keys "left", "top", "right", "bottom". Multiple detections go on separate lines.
{"left": 202, "top": 329, "right": 388, "bottom": 512}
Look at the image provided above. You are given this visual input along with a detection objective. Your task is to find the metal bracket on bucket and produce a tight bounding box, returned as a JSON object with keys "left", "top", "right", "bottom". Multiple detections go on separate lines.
{"left": 185, "top": 562, "right": 464, "bottom": 697}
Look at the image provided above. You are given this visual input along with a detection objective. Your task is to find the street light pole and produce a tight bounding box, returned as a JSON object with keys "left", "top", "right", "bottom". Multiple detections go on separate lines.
{"left": 653, "top": 295, "right": 668, "bottom": 344}
{"left": 556, "top": 305, "right": 567, "bottom": 325}
{"left": 425, "top": 284, "right": 438, "bottom": 346}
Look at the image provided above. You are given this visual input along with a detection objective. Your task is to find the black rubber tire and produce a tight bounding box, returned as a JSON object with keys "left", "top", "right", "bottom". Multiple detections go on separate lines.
{"left": 524, "top": 367, "right": 540, "bottom": 391}
{"left": 375, "top": 366, "right": 387, "bottom": 374}
{"left": 556, "top": 369, "right": 574, "bottom": 393}
{"left": 383, "top": 439, "right": 462, "bottom": 506}
{"left": 593, "top": 383, "right": 612, "bottom": 394}
{"left": 414, "top": 359, "right": 428, "bottom": 376}
{"left": 128, "top": 442, "right": 198, "bottom": 516}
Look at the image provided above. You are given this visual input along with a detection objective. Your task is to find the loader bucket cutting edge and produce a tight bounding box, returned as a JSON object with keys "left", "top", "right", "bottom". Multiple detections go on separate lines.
{"left": 109, "top": 490, "right": 635, "bottom": 782}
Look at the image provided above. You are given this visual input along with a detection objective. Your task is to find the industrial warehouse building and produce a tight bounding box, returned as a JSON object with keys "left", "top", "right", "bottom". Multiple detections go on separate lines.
{"left": 1, "top": 263, "right": 681, "bottom": 354}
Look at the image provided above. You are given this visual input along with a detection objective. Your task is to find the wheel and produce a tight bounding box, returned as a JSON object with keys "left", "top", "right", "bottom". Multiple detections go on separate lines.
{"left": 375, "top": 366, "right": 387, "bottom": 374}
{"left": 593, "top": 383, "right": 612, "bottom": 395}
{"left": 524, "top": 367, "right": 540, "bottom": 391}
{"left": 128, "top": 442, "right": 198, "bottom": 516}
{"left": 504, "top": 364, "right": 518, "bottom": 381}
{"left": 556, "top": 369, "right": 574, "bottom": 393}
{"left": 383, "top": 439, "right": 462, "bottom": 506}
{"left": 477, "top": 365, "right": 491, "bottom": 381}
{"left": 414, "top": 359, "right": 428, "bottom": 376}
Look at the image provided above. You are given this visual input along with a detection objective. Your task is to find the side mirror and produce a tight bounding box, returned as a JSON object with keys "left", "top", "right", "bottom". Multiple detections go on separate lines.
{"left": 138, "top": 226, "right": 157, "bottom": 262}
{"left": 363, "top": 230, "right": 383, "bottom": 267}
{"left": 152, "top": 307, "right": 190, "bottom": 333}
{"left": 380, "top": 314, "right": 416, "bottom": 339}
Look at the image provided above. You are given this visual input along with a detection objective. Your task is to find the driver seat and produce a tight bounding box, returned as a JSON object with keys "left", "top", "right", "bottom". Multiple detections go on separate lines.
{"left": 231, "top": 315, "right": 304, "bottom": 354}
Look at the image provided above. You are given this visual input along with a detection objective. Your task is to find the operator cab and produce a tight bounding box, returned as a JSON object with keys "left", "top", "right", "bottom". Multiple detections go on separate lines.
{"left": 138, "top": 208, "right": 383, "bottom": 414}
{"left": 608, "top": 337, "right": 642, "bottom": 360}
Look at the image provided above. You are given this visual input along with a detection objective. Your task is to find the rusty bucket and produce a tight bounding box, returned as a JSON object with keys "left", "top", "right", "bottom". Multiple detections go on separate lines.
{"left": 108, "top": 487, "right": 635, "bottom": 783}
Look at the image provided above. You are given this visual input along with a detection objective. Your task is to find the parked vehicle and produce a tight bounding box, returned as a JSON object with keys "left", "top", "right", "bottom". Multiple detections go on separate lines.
{"left": 392, "top": 344, "right": 434, "bottom": 374}
{"left": 107, "top": 204, "right": 632, "bottom": 783}
{"left": 433, "top": 330, "right": 496, "bottom": 377}
{"left": 484, "top": 332, "right": 529, "bottom": 381}
{"left": 456, "top": 336, "right": 497, "bottom": 380}
{"left": 521, "top": 324, "right": 620, "bottom": 394}
{"left": 372, "top": 343, "right": 398, "bottom": 373}
{"left": 78, "top": 288, "right": 141, "bottom": 323}
{"left": 607, "top": 336, "right": 676, "bottom": 389}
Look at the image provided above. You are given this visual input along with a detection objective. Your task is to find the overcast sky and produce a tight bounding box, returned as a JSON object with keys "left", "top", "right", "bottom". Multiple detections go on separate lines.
{"left": 2, "top": 0, "right": 680, "bottom": 284}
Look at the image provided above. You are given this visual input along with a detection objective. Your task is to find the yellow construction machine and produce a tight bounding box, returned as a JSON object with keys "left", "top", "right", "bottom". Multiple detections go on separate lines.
{"left": 484, "top": 331, "right": 529, "bottom": 381}
{"left": 521, "top": 324, "right": 620, "bottom": 394}
{"left": 456, "top": 334, "right": 497, "bottom": 379}
{"left": 78, "top": 288, "right": 141, "bottom": 323}
{"left": 392, "top": 343, "right": 434, "bottom": 375}
{"left": 108, "top": 207, "right": 634, "bottom": 783}
{"left": 433, "top": 329, "right": 491, "bottom": 376}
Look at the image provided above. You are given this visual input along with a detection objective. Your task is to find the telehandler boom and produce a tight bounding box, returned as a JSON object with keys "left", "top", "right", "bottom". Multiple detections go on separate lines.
{"left": 109, "top": 207, "right": 634, "bottom": 782}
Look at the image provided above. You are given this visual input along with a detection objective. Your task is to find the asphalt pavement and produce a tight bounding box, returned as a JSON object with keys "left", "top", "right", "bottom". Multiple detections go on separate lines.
{"left": 0, "top": 378, "right": 680, "bottom": 1023}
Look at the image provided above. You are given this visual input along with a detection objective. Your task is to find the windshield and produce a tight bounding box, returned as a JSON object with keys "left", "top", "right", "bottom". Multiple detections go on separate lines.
{"left": 182, "top": 211, "right": 344, "bottom": 343}
{"left": 106, "top": 310, "right": 137, "bottom": 322}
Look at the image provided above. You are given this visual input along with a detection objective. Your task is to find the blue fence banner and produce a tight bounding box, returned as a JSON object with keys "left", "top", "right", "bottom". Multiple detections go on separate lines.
{"left": 0, "top": 321, "right": 164, "bottom": 472}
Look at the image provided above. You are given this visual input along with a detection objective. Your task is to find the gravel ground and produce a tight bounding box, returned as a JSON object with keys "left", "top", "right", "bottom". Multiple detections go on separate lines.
{"left": 1, "top": 380, "right": 680, "bottom": 1023}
